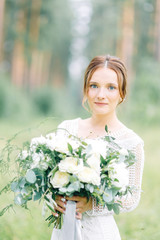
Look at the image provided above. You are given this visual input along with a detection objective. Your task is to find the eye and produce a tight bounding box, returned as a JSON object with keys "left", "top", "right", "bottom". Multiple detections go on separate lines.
{"left": 108, "top": 85, "right": 116, "bottom": 90}
{"left": 90, "top": 84, "right": 98, "bottom": 89}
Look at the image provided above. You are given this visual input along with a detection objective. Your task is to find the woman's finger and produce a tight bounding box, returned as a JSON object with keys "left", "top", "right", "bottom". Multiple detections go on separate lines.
{"left": 76, "top": 212, "right": 82, "bottom": 220}
{"left": 66, "top": 196, "right": 86, "bottom": 202}
{"left": 54, "top": 204, "right": 66, "bottom": 214}
{"left": 52, "top": 211, "right": 59, "bottom": 217}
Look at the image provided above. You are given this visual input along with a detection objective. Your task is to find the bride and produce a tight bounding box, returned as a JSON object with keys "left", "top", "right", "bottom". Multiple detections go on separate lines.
{"left": 51, "top": 55, "right": 144, "bottom": 240}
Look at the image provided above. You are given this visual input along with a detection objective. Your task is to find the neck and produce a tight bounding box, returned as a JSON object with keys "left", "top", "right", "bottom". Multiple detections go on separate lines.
{"left": 90, "top": 112, "right": 121, "bottom": 131}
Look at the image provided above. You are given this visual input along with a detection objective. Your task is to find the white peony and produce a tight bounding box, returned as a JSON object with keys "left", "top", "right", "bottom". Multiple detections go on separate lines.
{"left": 45, "top": 133, "right": 57, "bottom": 151}
{"left": 68, "top": 138, "right": 81, "bottom": 150}
{"left": 119, "top": 148, "right": 129, "bottom": 156}
{"left": 50, "top": 171, "right": 70, "bottom": 188}
{"left": 46, "top": 132, "right": 56, "bottom": 140}
{"left": 58, "top": 157, "right": 83, "bottom": 174}
{"left": 20, "top": 150, "right": 29, "bottom": 160}
{"left": 30, "top": 135, "right": 47, "bottom": 151}
{"left": 77, "top": 166, "right": 101, "bottom": 186}
{"left": 85, "top": 139, "right": 107, "bottom": 158}
{"left": 54, "top": 136, "right": 69, "bottom": 153}
{"left": 110, "top": 162, "right": 129, "bottom": 191}
{"left": 46, "top": 132, "right": 81, "bottom": 153}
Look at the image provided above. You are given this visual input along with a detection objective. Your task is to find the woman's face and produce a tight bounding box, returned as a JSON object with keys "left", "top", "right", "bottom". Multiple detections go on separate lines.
{"left": 87, "top": 67, "right": 121, "bottom": 116}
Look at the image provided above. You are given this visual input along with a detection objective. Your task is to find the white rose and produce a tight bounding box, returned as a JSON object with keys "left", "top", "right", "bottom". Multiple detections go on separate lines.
{"left": 58, "top": 157, "right": 83, "bottom": 174}
{"left": 87, "top": 153, "right": 101, "bottom": 174}
{"left": 119, "top": 148, "right": 129, "bottom": 156}
{"left": 77, "top": 166, "right": 101, "bottom": 186}
{"left": 50, "top": 171, "right": 70, "bottom": 188}
{"left": 110, "top": 162, "right": 129, "bottom": 191}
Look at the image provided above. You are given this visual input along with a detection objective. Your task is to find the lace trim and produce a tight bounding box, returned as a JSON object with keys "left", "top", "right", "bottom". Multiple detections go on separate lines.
{"left": 75, "top": 118, "right": 134, "bottom": 139}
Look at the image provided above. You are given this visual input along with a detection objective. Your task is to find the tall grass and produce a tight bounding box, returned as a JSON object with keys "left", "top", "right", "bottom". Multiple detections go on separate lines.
{"left": 0, "top": 120, "right": 160, "bottom": 239}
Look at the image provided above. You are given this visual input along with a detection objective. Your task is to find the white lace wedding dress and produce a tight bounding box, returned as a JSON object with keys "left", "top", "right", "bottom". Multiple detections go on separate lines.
{"left": 51, "top": 118, "right": 144, "bottom": 240}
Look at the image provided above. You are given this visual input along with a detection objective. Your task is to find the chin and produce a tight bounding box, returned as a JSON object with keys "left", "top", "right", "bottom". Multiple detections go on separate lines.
{"left": 93, "top": 110, "right": 110, "bottom": 116}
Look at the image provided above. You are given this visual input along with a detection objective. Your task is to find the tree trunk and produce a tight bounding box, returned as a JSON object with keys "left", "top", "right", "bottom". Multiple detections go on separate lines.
{"left": 154, "top": 0, "right": 160, "bottom": 61}
{"left": 117, "top": 0, "right": 135, "bottom": 80}
{"left": 0, "top": 0, "right": 6, "bottom": 62}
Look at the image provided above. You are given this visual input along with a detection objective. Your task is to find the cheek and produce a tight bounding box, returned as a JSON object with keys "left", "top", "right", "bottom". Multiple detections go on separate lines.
{"left": 87, "top": 89, "right": 97, "bottom": 99}
{"left": 108, "top": 92, "right": 120, "bottom": 102}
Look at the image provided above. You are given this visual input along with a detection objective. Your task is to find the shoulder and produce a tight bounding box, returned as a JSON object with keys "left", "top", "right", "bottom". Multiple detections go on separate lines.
{"left": 57, "top": 118, "right": 80, "bottom": 135}
{"left": 126, "top": 127, "right": 144, "bottom": 145}
{"left": 115, "top": 125, "right": 144, "bottom": 150}
{"left": 57, "top": 118, "right": 80, "bottom": 129}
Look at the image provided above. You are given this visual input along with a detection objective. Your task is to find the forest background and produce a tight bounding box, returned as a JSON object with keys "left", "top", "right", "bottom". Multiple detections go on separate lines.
{"left": 0, "top": 0, "right": 160, "bottom": 239}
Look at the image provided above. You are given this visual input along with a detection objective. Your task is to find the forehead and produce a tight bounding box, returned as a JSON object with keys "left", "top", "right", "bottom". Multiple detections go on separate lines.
{"left": 90, "top": 67, "right": 118, "bottom": 84}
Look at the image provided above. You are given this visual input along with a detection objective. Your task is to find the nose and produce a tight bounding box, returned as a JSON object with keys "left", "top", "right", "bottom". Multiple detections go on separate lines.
{"left": 97, "top": 87, "right": 106, "bottom": 99}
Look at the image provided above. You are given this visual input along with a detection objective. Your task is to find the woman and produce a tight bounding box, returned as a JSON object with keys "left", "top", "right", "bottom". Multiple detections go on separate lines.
{"left": 51, "top": 55, "right": 144, "bottom": 240}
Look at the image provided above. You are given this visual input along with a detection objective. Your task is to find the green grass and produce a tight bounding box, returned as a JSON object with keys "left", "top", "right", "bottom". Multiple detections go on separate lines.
{"left": 116, "top": 126, "right": 160, "bottom": 240}
{"left": 0, "top": 119, "right": 160, "bottom": 240}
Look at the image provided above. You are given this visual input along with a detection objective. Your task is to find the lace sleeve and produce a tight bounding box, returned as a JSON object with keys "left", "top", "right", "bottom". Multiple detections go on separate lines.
{"left": 86, "top": 140, "right": 145, "bottom": 216}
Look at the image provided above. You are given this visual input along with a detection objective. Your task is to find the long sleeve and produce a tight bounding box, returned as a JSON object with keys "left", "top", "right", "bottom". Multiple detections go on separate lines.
{"left": 86, "top": 139, "right": 144, "bottom": 216}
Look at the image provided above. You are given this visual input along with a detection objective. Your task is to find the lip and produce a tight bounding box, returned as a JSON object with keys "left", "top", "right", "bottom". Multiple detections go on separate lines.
{"left": 94, "top": 102, "right": 108, "bottom": 106}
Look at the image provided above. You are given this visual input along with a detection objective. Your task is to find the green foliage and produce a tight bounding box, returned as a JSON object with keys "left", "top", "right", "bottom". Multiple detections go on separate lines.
{"left": 0, "top": 78, "right": 77, "bottom": 121}
{"left": 30, "top": 86, "right": 77, "bottom": 118}
{"left": 0, "top": 78, "right": 32, "bottom": 120}
{"left": 125, "top": 59, "right": 160, "bottom": 125}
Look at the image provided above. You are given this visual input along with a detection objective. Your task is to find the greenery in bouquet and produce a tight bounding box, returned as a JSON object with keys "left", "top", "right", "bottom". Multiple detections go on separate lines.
{"left": 0, "top": 126, "right": 136, "bottom": 229}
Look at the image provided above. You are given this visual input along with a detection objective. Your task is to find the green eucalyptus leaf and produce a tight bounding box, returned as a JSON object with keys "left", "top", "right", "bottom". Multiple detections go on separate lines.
{"left": 19, "top": 177, "right": 26, "bottom": 188}
{"left": 14, "top": 194, "right": 26, "bottom": 205}
{"left": 25, "top": 170, "right": 36, "bottom": 183}
{"left": 103, "top": 189, "right": 113, "bottom": 202}
{"left": 21, "top": 187, "right": 28, "bottom": 195}
{"left": 11, "top": 181, "right": 21, "bottom": 193}
{"left": 59, "top": 187, "right": 67, "bottom": 193}
{"left": 105, "top": 125, "right": 108, "bottom": 133}
{"left": 69, "top": 175, "right": 78, "bottom": 183}
{"left": 33, "top": 191, "right": 42, "bottom": 201}
{"left": 107, "top": 204, "right": 113, "bottom": 211}
{"left": 112, "top": 203, "right": 120, "bottom": 215}
{"left": 68, "top": 143, "right": 73, "bottom": 153}
{"left": 85, "top": 184, "right": 94, "bottom": 193}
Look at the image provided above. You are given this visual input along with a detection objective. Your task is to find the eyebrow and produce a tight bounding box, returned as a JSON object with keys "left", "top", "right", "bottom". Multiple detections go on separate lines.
{"left": 89, "top": 81, "right": 118, "bottom": 86}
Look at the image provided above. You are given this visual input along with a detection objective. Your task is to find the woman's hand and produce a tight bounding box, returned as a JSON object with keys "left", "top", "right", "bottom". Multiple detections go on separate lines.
{"left": 52, "top": 195, "right": 66, "bottom": 218}
{"left": 66, "top": 196, "right": 92, "bottom": 217}
{"left": 52, "top": 195, "right": 92, "bottom": 220}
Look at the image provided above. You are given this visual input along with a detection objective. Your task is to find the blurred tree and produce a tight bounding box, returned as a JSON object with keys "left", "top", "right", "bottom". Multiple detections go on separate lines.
{"left": 134, "top": 0, "right": 155, "bottom": 63}
{"left": 3, "top": 0, "right": 72, "bottom": 90}
{"left": 86, "top": 0, "right": 121, "bottom": 59}
{"left": 117, "top": 0, "right": 134, "bottom": 79}
{"left": 0, "top": 0, "right": 6, "bottom": 62}
{"left": 154, "top": 0, "right": 160, "bottom": 61}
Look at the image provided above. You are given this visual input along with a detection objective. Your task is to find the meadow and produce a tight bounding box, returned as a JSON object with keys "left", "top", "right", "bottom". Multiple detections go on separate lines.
{"left": 0, "top": 118, "right": 160, "bottom": 240}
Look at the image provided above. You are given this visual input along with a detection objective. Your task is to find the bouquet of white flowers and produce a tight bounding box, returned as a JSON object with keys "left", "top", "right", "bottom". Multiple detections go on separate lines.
{"left": 0, "top": 126, "right": 136, "bottom": 230}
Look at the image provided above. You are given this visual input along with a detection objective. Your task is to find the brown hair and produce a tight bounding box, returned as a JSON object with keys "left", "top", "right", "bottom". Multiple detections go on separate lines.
{"left": 83, "top": 55, "right": 127, "bottom": 107}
